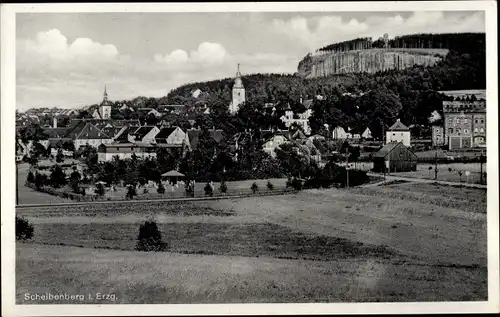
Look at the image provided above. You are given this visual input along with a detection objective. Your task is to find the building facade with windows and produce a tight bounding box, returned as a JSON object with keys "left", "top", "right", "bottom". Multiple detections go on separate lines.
{"left": 443, "top": 100, "right": 486, "bottom": 149}
{"left": 386, "top": 119, "right": 411, "bottom": 147}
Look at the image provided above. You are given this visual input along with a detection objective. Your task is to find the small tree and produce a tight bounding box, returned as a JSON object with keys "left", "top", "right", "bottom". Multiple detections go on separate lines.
{"left": 49, "top": 165, "right": 67, "bottom": 188}
{"left": 251, "top": 182, "right": 259, "bottom": 194}
{"left": 34, "top": 172, "right": 45, "bottom": 189}
{"left": 136, "top": 219, "right": 168, "bottom": 252}
{"left": 126, "top": 184, "right": 137, "bottom": 199}
{"left": 16, "top": 216, "right": 34, "bottom": 241}
{"left": 219, "top": 180, "right": 228, "bottom": 194}
{"left": 267, "top": 180, "right": 274, "bottom": 191}
{"left": 157, "top": 182, "right": 165, "bottom": 194}
{"left": 95, "top": 183, "right": 105, "bottom": 196}
{"left": 204, "top": 182, "right": 213, "bottom": 196}
{"left": 56, "top": 148, "right": 64, "bottom": 163}
{"left": 27, "top": 171, "right": 35, "bottom": 184}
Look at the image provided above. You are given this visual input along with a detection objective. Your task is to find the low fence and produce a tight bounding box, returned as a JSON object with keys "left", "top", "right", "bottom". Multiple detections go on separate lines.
{"left": 24, "top": 182, "right": 298, "bottom": 203}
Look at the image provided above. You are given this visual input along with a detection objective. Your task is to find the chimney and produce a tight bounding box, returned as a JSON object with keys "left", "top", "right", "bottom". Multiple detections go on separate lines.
{"left": 53, "top": 117, "right": 57, "bottom": 128}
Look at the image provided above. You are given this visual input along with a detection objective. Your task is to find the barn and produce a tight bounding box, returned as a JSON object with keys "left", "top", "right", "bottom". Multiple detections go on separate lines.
{"left": 372, "top": 142, "right": 417, "bottom": 173}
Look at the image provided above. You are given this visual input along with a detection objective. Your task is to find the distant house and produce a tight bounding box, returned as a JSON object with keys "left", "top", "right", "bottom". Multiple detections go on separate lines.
{"left": 155, "top": 127, "right": 189, "bottom": 146}
{"left": 332, "top": 126, "right": 347, "bottom": 140}
{"left": 280, "top": 98, "right": 314, "bottom": 135}
{"left": 147, "top": 109, "right": 163, "bottom": 118}
{"left": 158, "top": 104, "right": 185, "bottom": 115}
{"left": 73, "top": 122, "right": 114, "bottom": 149}
{"left": 129, "top": 126, "right": 161, "bottom": 144}
{"left": 262, "top": 133, "right": 290, "bottom": 158}
{"left": 361, "top": 128, "right": 373, "bottom": 139}
{"left": 97, "top": 142, "right": 157, "bottom": 162}
{"left": 386, "top": 119, "right": 411, "bottom": 146}
{"left": 192, "top": 89, "right": 202, "bottom": 98}
{"left": 372, "top": 142, "right": 417, "bottom": 173}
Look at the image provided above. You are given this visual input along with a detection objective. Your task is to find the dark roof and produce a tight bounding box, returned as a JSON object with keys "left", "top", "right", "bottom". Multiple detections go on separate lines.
{"left": 76, "top": 123, "right": 111, "bottom": 140}
{"left": 372, "top": 142, "right": 418, "bottom": 159}
{"left": 373, "top": 142, "right": 400, "bottom": 158}
{"left": 155, "top": 127, "right": 177, "bottom": 140}
{"left": 42, "top": 128, "right": 69, "bottom": 138}
{"left": 388, "top": 119, "right": 409, "bottom": 131}
{"left": 131, "top": 126, "right": 157, "bottom": 140}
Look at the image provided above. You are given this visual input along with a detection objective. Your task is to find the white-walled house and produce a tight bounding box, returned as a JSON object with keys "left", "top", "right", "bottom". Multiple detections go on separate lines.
{"left": 97, "top": 143, "right": 157, "bottom": 162}
{"left": 280, "top": 99, "right": 313, "bottom": 135}
{"left": 129, "top": 126, "right": 161, "bottom": 144}
{"left": 155, "top": 127, "right": 190, "bottom": 146}
{"left": 362, "top": 127, "right": 373, "bottom": 139}
{"left": 262, "top": 134, "right": 290, "bottom": 158}
{"left": 386, "top": 119, "right": 411, "bottom": 146}
{"left": 332, "top": 126, "right": 347, "bottom": 140}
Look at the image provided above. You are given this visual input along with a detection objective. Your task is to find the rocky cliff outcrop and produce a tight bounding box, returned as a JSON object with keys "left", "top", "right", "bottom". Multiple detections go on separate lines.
{"left": 298, "top": 48, "right": 449, "bottom": 78}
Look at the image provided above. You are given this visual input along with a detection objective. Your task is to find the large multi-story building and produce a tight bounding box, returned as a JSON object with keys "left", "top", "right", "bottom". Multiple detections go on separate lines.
{"left": 443, "top": 100, "right": 486, "bottom": 149}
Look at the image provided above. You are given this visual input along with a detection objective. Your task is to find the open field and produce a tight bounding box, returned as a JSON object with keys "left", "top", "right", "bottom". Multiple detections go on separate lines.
{"left": 394, "top": 163, "right": 485, "bottom": 184}
{"left": 16, "top": 182, "right": 487, "bottom": 303}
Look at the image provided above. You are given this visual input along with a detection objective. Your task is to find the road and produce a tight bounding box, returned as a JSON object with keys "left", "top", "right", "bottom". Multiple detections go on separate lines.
{"left": 366, "top": 172, "right": 487, "bottom": 189}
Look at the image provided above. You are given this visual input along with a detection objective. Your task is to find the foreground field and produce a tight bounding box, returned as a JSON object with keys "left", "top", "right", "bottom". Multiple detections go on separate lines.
{"left": 16, "top": 182, "right": 487, "bottom": 303}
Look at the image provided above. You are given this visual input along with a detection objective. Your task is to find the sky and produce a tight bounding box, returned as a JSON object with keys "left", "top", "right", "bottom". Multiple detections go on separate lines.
{"left": 16, "top": 11, "right": 485, "bottom": 110}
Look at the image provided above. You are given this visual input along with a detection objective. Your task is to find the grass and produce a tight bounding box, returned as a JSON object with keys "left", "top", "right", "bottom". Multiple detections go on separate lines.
{"left": 16, "top": 243, "right": 487, "bottom": 304}
{"left": 16, "top": 182, "right": 488, "bottom": 303}
{"left": 23, "top": 222, "right": 399, "bottom": 261}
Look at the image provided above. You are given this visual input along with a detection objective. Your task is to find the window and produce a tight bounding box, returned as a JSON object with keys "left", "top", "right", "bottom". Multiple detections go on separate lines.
{"left": 480, "top": 128, "right": 484, "bottom": 133}
{"left": 400, "top": 133, "right": 403, "bottom": 136}
{"left": 475, "top": 119, "right": 479, "bottom": 124}
{"left": 464, "top": 129, "right": 469, "bottom": 134}
{"left": 456, "top": 118, "right": 461, "bottom": 124}
{"left": 449, "top": 128, "right": 453, "bottom": 134}
{"left": 481, "top": 119, "right": 484, "bottom": 123}
{"left": 392, "top": 133, "right": 395, "bottom": 136}
{"left": 474, "top": 128, "right": 478, "bottom": 133}
{"left": 464, "top": 118, "right": 468, "bottom": 124}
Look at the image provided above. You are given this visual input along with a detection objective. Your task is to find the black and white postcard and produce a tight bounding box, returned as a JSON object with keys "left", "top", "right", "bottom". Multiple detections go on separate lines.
{"left": 1, "top": 1, "right": 498, "bottom": 316}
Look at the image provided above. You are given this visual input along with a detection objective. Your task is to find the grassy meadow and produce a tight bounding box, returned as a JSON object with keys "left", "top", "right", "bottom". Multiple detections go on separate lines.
{"left": 16, "top": 182, "right": 487, "bottom": 303}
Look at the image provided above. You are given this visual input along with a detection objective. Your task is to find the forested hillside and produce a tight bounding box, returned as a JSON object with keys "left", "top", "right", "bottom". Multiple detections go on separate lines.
{"left": 162, "top": 36, "right": 485, "bottom": 138}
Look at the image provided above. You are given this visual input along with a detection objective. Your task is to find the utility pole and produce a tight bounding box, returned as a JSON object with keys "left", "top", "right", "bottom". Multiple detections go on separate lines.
{"left": 16, "top": 162, "right": 19, "bottom": 205}
{"left": 345, "top": 147, "right": 350, "bottom": 189}
{"left": 434, "top": 148, "right": 438, "bottom": 180}
{"left": 480, "top": 150, "right": 484, "bottom": 185}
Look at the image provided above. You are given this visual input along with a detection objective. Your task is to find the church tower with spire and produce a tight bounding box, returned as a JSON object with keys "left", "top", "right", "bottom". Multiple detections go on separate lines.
{"left": 229, "top": 63, "right": 245, "bottom": 114}
{"left": 93, "top": 85, "right": 112, "bottom": 119}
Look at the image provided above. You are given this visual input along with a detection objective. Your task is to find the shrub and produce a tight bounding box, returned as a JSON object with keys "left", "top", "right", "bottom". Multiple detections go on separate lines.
{"left": 27, "top": 171, "right": 35, "bottom": 183}
{"left": 16, "top": 216, "right": 34, "bottom": 241}
{"left": 126, "top": 184, "right": 137, "bottom": 199}
{"left": 266, "top": 180, "right": 274, "bottom": 191}
{"left": 291, "top": 178, "right": 303, "bottom": 190}
{"left": 138, "top": 177, "right": 146, "bottom": 186}
{"left": 204, "top": 182, "right": 213, "bottom": 196}
{"left": 136, "top": 220, "right": 168, "bottom": 252}
{"left": 157, "top": 182, "right": 165, "bottom": 194}
{"left": 251, "top": 182, "right": 259, "bottom": 194}
{"left": 219, "top": 180, "right": 228, "bottom": 193}
{"left": 95, "top": 183, "right": 105, "bottom": 196}
{"left": 143, "top": 188, "right": 149, "bottom": 194}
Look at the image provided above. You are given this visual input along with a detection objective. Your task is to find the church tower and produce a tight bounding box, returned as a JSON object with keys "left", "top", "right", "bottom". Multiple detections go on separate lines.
{"left": 229, "top": 64, "right": 245, "bottom": 114}
{"left": 99, "top": 85, "right": 112, "bottom": 119}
